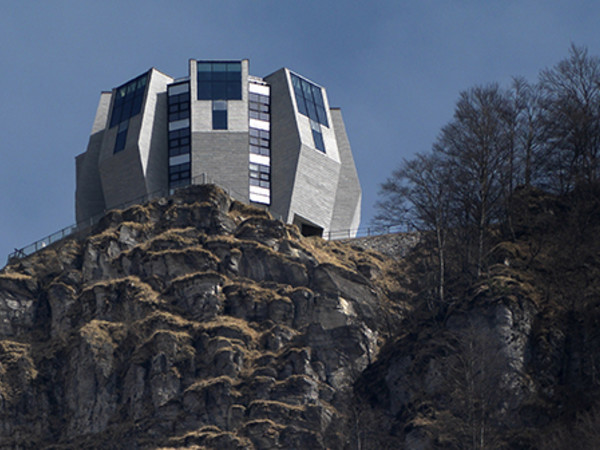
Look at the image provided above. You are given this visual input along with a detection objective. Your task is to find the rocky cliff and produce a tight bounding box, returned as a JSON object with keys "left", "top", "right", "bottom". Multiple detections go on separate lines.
{"left": 1, "top": 184, "right": 600, "bottom": 449}
{"left": 0, "top": 185, "right": 405, "bottom": 449}
{"left": 355, "top": 185, "right": 600, "bottom": 449}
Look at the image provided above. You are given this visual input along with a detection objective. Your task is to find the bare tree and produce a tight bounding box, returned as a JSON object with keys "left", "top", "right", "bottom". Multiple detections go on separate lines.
{"left": 435, "top": 84, "right": 512, "bottom": 277}
{"left": 509, "top": 77, "right": 545, "bottom": 188}
{"left": 375, "top": 151, "right": 454, "bottom": 304}
{"left": 437, "top": 319, "right": 511, "bottom": 449}
{"left": 538, "top": 44, "right": 600, "bottom": 191}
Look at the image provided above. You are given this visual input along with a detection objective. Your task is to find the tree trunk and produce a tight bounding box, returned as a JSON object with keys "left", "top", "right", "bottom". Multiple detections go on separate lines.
{"left": 436, "top": 221, "right": 445, "bottom": 304}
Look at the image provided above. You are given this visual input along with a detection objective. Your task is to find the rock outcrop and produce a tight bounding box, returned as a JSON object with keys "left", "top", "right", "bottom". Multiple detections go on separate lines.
{"left": 354, "top": 186, "right": 600, "bottom": 449}
{"left": 0, "top": 185, "right": 401, "bottom": 449}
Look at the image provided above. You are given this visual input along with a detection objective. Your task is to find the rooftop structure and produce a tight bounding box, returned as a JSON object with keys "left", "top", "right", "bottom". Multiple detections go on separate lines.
{"left": 75, "top": 59, "right": 361, "bottom": 237}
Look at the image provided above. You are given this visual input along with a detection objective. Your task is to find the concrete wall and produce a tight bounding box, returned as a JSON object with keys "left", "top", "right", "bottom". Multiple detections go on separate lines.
{"left": 191, "top": 132, "right": 249, "bottom": 202}
{"left": 75, "top": 92, "right": 113, "bottom": 223}
{"left": 289, "top": 143, "right": 340, "bottom": 235}
{"left": 91, "top": 92, "right": 112, "bottom": 135}
{"left": 98, "top": 111, "right": 147, "bottom": 210}
{"left": 329, "top": 108, "right": 361, "bottom": 235}
{"left": 75, "top": 130, "right": 106, "bottom": 223}
{"left": 264, "top": 69, "right": 301, "bottom": 222}
{"left": 140, "top": 69, "right": 172, "bottom": 195}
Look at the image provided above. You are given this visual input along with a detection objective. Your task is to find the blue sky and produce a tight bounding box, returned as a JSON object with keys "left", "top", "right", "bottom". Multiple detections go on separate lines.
{"left": 2, "top": 1, "right": 600, "bottom": 263}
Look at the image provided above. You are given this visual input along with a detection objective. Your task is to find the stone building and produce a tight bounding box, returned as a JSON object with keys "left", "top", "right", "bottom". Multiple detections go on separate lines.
{"left": 75, "top": 59, "right": 361, "bottom": 237}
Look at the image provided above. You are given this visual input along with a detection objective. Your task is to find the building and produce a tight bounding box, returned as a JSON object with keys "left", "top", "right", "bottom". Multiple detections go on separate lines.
{"left": 75, "top": 59, "right": 361, "bottom": 238}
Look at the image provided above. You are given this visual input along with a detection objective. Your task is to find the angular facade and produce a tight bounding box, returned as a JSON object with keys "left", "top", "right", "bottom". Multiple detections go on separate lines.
{"left": 75, "top": 59, "right": 361, "bottom": 237}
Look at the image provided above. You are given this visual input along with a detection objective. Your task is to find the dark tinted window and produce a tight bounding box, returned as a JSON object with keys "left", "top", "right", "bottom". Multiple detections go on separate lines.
{"left": 310, "top": 119, "right": 325, "bottom": 153}
{"left": 113, "top": 120, "right": 129, "bottom": 153}
{"left": 212, "top": 100, "right": 227, "bottom": 130}
{"left": 167, "top": 81, "right": 191, "bottom": 189}
{"left": 109, "top": 72, "right": 149, "bottom": 128}
{"left": 169, "top": 163, "right": 191, "bottom": 184}
{"left": 197, "top": 61, "right": 242, "bottom": 100}
{"left": 290, "top": 73, "right": 328, "bottom": 127}
{"left": 213, "top": 110, "right": 227, "bottom": 129}
{"left": 114, "top": 130, "right": 127, "bottom": 153}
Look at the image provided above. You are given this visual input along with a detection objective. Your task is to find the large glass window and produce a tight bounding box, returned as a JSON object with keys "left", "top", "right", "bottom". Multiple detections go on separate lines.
{"left": 197, "top": 61, "right": 242, "bottom": 100}
{"left": 290, "top": 73, "right": 328, "bottom": 128}
{"left": 109, "top": 72, "right": 149, "bottom": 128}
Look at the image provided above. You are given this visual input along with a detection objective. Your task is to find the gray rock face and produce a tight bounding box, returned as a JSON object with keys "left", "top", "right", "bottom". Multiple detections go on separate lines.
{"left": 0, "top": 185, "right": 393, "bottom": 449}
{"left": 384, "top": 297, "right": 537, "bottom": 416}
{"left": 354, "top": 259, "right": 577, "bottom": 449}
{"left": 0, "top": 275, "right": 37, "bottom": 336}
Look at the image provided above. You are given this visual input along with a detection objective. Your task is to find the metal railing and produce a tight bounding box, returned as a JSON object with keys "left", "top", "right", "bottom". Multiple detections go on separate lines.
{"left": 6, "top": 176, "right": 408, "bottom": 262}
{"left": 327, "top": 224, "right": 410, "bottom": 240}
{"left": 9, "top": 224, "right": 80, "bottom": 259}
{"left": 6, "top": 174, "right": 242, "bottom": 262}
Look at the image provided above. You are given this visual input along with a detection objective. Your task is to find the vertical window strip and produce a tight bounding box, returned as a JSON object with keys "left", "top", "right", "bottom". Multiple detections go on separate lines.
{"left": 248, "top": 81, "right": 271, "bottom": 205}
{"left": 212, "top": 100, "right": 228, "bottom": 130}
{"left": 168, "top": 81, "right": 191, "bottom": 189}
{"left": 113, "top": 120, "right": 129, "bottom": 153}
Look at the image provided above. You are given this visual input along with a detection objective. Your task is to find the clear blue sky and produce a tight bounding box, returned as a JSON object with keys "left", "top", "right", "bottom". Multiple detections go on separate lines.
{"left": 2, "top": 1, "right": 600, "bottom": 263}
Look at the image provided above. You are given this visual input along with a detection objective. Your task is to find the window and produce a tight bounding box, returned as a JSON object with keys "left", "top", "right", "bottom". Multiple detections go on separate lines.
{"left": 168, "top": 84, "right": 190, "bottom": 123}
{"left": 248, "top": 81, "right": 271, "bottom": 205}
{"left": 249, "top": 92, "right": 270, "bottom": 121}
{"left": 110, "top": 72, "right": 149, "bottom": 153}
{"left": 290, "top": 73, "right": 328, "bottom": 127}
{"left": 249, "top": 128, "right": 270, "bottom": 156}
{"left": 167, "top": 81, "right": 191, "bottom": 189}
{"left": 168, "top": 83, "right": 189, "bottom": 97}
{"left": 197, "top": 61, "right": 242, "bottom": 100}
{"left": 168, "top": 100, "right": 189, "bottom": 121}
{"left": 114, "top": 120, "right": 128, "bottom": 153}
{"left": 169, "top": 162, "right": 191, "bottom": 187}
{"left": 310, "top": 119, "right": 325, "bottom": 153}
{"left": 212, "top": 100, "right": 227, "bottom": 130}
{"left": 109, "top": 72, "right": 149, "bottom": 128}
{"left": 168, "top": 128, "right": 191, "bottom": 157}
{"left": 249, "top": 163, "right": 270, "bottom": 188}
